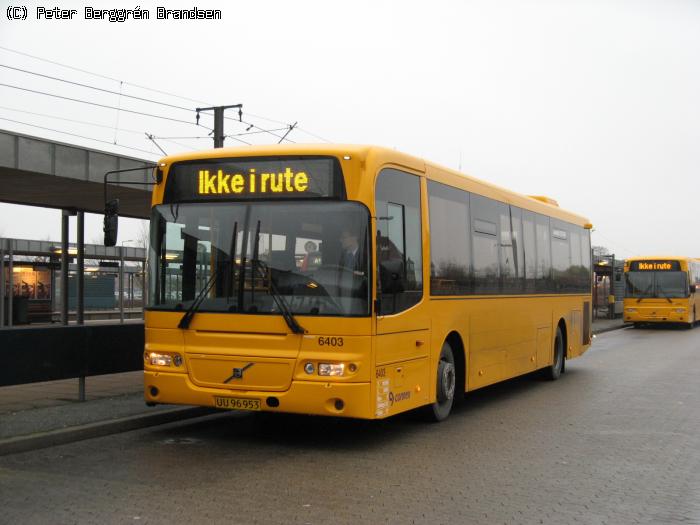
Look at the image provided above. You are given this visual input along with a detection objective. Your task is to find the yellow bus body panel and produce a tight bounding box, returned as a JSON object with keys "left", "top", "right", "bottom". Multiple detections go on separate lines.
{"left": 145, "top": 145, "right": 593, "bottom": 419}
{"left": 623, "top": 256, "right": 699, "bottom": 326}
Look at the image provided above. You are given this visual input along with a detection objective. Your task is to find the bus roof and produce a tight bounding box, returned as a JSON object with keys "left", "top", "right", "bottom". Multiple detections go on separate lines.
{"left": 157, "top": 144, "right": 591, "bottom": 226}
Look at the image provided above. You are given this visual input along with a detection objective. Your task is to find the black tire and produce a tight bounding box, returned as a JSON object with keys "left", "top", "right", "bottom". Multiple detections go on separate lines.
{"left": 689, "top": 308, "right": 696, "bottom": 329}
{"left": 424, "top": 341, "right": 456, "bottom": 422}
{"left": 543, "top": 326, "right": 564, "bottom": 380}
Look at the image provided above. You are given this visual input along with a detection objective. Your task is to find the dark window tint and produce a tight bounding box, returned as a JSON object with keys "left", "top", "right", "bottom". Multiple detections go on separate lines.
{"left": 535, "top": 214, "right": 552, "bottom": 292}
{"left": 501, "top": 206, "right": 524, "bottom": 294}
{"left": 581, "top": 228, "right": 592, "bottom": 292}
{"left": 522, "top": 210, "right": 537, "bottom": 293}
{"left": 471, "top": 194, "right": 501, "bottom": 294}
{"left": 375, "top": 169, "right": 423, "bottom": 314}
{"left": 428, "top": 181, "right": 472, "bottom": 295}
{"left": 551, "top": 220, "right": 570, "bottom": 292}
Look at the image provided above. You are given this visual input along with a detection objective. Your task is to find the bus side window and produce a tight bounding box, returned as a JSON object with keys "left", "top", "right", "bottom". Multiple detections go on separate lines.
{"left": 535, "top": 213, "right": 552, "bottom": 293}
{"left": 471, "top": 194, "right": 500, "bottom": 294}
{"left": 375, "top": 168, "right": 423, "bottom": 315}
{"left": 551, "top": 220, "right": 570, "bottom": 291}
{"left": 502, "top": 205, "right": 524, "bottom": 294}
{"left": 427, "top": 180, "right": 472, "bottom": 295}
{"left": 522, "top": 210, "right": 537, "bottom": 293}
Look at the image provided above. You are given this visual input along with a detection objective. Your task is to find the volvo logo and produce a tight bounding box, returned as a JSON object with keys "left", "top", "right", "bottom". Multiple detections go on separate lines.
{"left": 223, "top": 363, "right": 254, "bottom": 383}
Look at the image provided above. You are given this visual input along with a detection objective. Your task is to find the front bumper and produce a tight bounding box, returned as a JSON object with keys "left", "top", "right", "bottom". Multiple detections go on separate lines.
{"left": 144, "top": 370, "right": 373, "bottom": 419}
{"left": 624, "top": 307, "right": 688, "bottom": 323}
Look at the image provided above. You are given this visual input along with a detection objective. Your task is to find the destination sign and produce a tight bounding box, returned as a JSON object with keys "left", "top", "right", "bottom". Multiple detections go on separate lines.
{"left": 163, "top": 157, "right": 344, "bottom": 202}
{"left": 629, "top": 260, "right": 681, "bottom": 271}
{"left": 197, "top": 167, "right": 309, "bottom": 195}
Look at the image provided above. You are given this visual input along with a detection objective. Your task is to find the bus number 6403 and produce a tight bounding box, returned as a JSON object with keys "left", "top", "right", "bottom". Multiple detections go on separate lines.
{"left": 318, "top": 336, "right": 343, "bottom": 347}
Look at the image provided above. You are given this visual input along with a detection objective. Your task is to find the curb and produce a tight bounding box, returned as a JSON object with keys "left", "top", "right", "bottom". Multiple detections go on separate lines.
{"left": 0, "top": 406, "right": 217, "bottom": 457}
{"left": 593, "top": 323, "right": 632, "bottom": 336}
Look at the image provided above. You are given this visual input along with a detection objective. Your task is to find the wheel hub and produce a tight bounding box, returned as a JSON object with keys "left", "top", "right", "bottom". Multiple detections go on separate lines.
{"left": 438, "top": 360, "right": 455, "bottom": 403}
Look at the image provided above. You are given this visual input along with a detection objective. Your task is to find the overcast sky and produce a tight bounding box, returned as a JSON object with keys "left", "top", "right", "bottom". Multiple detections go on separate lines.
{"left": 1, "top": 0, "right": 699, "bottom": 258}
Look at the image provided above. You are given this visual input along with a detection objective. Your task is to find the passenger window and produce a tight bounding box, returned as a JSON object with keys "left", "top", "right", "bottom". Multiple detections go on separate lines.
{"left": 471, "top": 194, "right": 500, "bottom": 294}
{"left": 522, "top": 210, "right": 537, "bottom": 293}
{"left": 551, "top": 220, "right": 570, "bottom": 291}
{"left": 375, "top": 168, "right": 423, "bottom": 315}
{"left": 535, "top": 214, "right": 552, "bottom": 292}
{"left": 500, "top": 206, "right": 521, "bottom": 294}
{"left": 428, "top": 181, "right": 472, "bottom": 295}
{"left": 510, "top": 206, "right": 524, "bottom": 293}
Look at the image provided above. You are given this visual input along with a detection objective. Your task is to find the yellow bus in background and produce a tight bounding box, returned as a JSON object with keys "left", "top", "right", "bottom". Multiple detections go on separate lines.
{"left": 624, "top": 256, "right": 700, "bottom": 328}
{"left": 142, "top": 145, "right": 593, "bottom": 421}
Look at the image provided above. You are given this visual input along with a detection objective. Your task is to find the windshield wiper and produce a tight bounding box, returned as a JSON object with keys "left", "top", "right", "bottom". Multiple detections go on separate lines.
{"left": 636, "top": 283, "right": 653, "bottom": 302}
{"left": 250, "top": 220, "right": 306, "bottom": 334}
{"left": 657, "top": 290, "right": 673, "bottom": 303}
{"left": 178, "top": 269, "right": 219, "bottom": 329}
{"left": 178, "top": 221, "right": 238, "bottom": 329}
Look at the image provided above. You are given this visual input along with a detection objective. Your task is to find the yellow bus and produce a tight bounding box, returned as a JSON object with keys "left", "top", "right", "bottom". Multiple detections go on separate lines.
{"left": 624, "top": 256, "right": 700, "bottom": 328}
{"left": 138, "top": 145, "right": 593, "bottom": 421}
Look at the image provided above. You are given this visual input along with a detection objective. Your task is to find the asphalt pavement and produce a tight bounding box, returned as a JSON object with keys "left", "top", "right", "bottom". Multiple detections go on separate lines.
{"left": 1, "top": 321, "right": 698, "bottom": 524}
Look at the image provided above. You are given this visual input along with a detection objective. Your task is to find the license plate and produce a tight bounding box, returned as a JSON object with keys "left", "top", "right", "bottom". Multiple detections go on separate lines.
{"left": 213, "top": 396, "right": 261, "bottom": 411}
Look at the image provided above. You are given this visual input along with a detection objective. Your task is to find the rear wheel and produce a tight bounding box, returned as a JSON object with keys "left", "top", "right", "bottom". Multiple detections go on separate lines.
{"left": 688, "top": 308, "right": 696, "bottom": 329}
{"left": 424, "top": 341, "right": 456, "bottom": 422}
{"left": 543, "top": 326, "right": 564, "bottom": 380}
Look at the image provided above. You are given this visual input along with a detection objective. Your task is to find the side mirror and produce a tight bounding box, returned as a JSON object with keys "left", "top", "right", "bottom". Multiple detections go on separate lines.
{"left": 103, "top": 198, "right": 120, "bottom": 247}
{"left": 691, "top": 284, "right": 697, "bottom": 294}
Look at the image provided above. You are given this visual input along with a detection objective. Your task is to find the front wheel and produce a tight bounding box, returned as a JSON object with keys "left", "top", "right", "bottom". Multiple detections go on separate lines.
{"left": 543, "top": 326, "right": 564, "bottom": 380}
{"left": 424, "top": 342, "right": 456, "bottom": 422}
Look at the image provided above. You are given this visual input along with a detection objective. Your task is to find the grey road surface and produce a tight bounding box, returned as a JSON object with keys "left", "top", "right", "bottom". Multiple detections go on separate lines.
{"left": 1, "top": 325, "right": 700, "bottom": 525}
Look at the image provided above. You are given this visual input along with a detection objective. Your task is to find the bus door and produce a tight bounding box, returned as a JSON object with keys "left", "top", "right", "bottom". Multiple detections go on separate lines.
{"left": 374, "top": 168, "right": 431, "bottom": 416}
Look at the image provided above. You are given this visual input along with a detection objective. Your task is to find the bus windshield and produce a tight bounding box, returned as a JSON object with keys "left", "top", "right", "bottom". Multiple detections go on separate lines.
{"left": 148, "top": 201, "right": 370, "bottom": 317}
{"left": 625, "top": 271, "right": 688, "bottom": 299}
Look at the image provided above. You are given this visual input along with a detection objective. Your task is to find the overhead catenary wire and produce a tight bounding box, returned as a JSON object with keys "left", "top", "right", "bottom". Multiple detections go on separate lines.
{"left": 0, "top": 105, "right": 273, "bottom": 152}
{"left": 0, "top": 82, "right": 210, "bottom": 128}
{"left": 0, "top": 116, "right": 161, "bottom": 157}
{"left": 0, "top": 63, "right": 197, "bottom": 114}
{"left": 0, "top": 105, "right": 209, "bottom": 152}
{"left": 0, "top": 45, "right": 211, "bottom": 106}
{"left": 0, "top": 105, "right": 158, "bottom": 135}
{"left": 0, "top": 46, "right": 330, "bottom": 145}
{"left": 1, "top": 64, "right": 298, "bottom": 143}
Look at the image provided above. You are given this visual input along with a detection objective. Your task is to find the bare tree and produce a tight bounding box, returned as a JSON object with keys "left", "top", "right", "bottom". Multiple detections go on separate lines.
{"left": 134, "top": 220, "right": 148, "bottom": 250}
{"left": 592, "top": 245, "right": 610, "bottom": 257}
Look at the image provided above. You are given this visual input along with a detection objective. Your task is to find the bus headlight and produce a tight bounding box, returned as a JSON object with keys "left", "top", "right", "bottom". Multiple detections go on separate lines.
{"left": 675, "top": 308, "right": 686, "bottom": 313}
{"left": 626, "top": 308, "right": 636, "bottom": 313}
{"left": 318, "top": 363, "right": 345, "bottom": 376}
{"left": 145, "top": 351, "right": 183, "bottom": 367}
